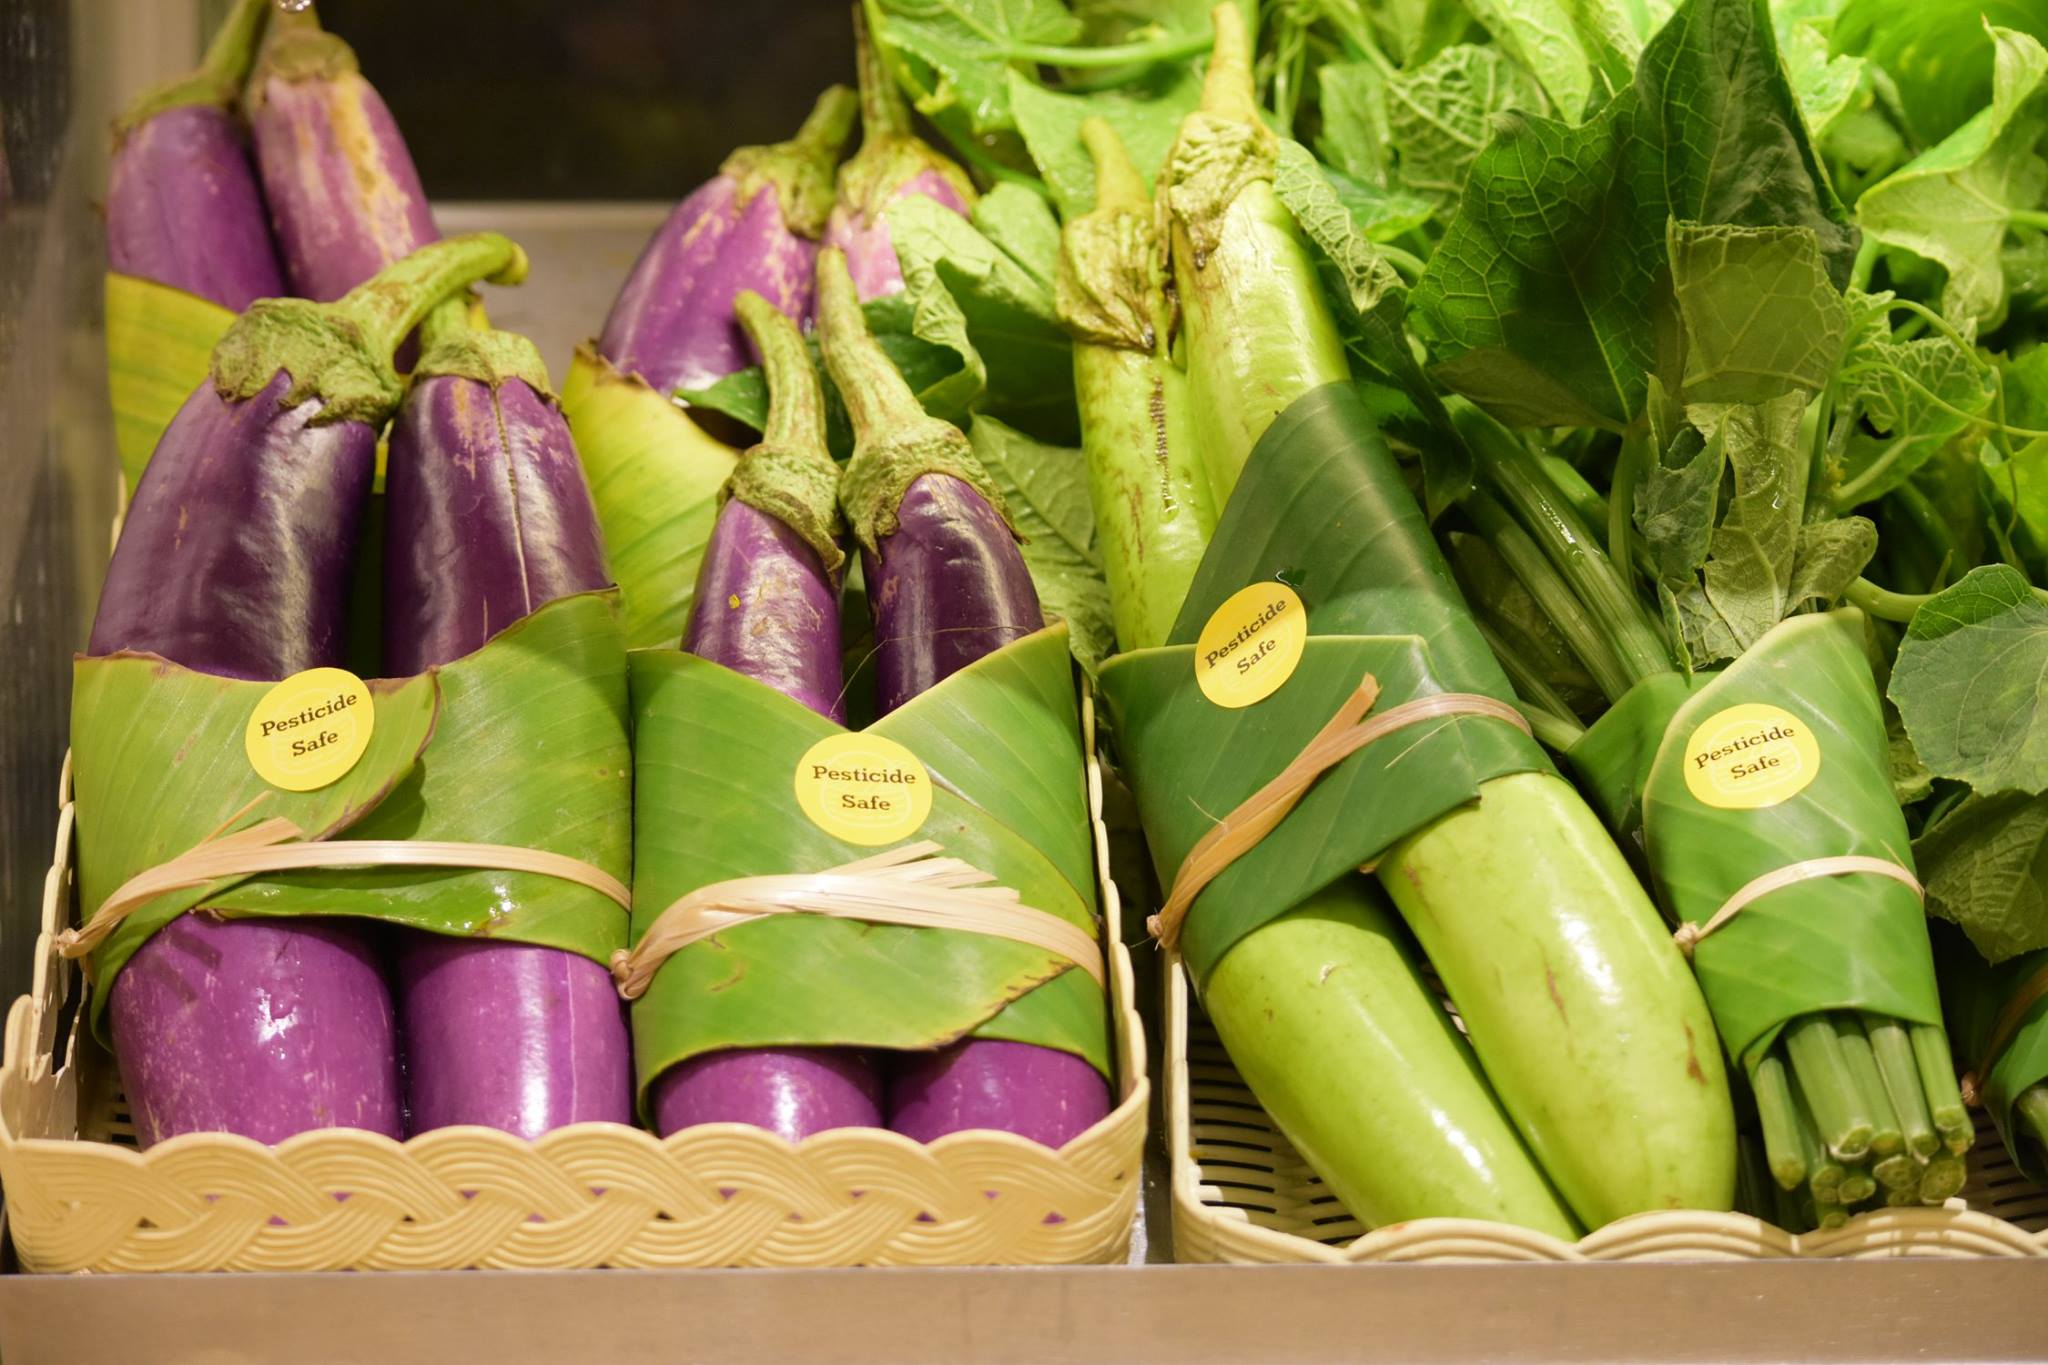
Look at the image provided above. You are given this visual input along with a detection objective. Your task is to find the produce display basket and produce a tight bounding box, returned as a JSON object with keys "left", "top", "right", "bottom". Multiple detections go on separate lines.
{"left": 1163, "top": 952, "right": 2048, "bottom": 1262}
{"left": 0, "top": 691, "right": 1148, "bottom": 1274}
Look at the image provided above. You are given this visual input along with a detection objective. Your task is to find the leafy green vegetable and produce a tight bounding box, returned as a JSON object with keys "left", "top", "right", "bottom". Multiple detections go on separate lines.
{"left": 1829, "top": 315, "right": 1997, "bottom": 510}
{"left": 967, "top": 415, "right": 1116, "bottom": 668}
{"left": 1916, "top": 790, "right": 2048, "bottom": 963}
{"left": 1834, "top": 0, "right": 2048, "bottom": 147}
{"left": 1668, "top": 222, "right": 1848, "bottom": 404}
{"left": 1332, "top": 45, "right": 1547, "bottom": 211}
{"left": 1778, "top": 17, "right": 1864, "bottom": 136}
{"left": 1890, "top": 564, "right": 2048, "bottom": 795}
{"left": 868, "top": 0, "right": 1085, "bottom": 140}
{"left": 1456, "top": 0, "right": 1598, "bottom": 120}
{"left": 1009, "top": 64, "right": 1201, "bottom": 217}
{"left": 1856, "top": 26, "right": 2048, "bottom": 331}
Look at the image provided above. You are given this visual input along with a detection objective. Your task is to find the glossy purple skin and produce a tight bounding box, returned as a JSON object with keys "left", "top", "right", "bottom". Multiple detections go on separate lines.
{"left": 394, "top": 935, "right": 631, "bottom": 1135}
{"left": 683, "top": 499, "right": 845, "bottom": 722}
{"left": 91, "top": 371, "right": 377, "bottom": 680}
{"left": 382, "top": 375, "right": 610, "bottom": 674}
{"left": 865, "top": 473, "right": 1041, "bottom": 715}
{"left": 110, "top": 915, "right": 401, "bottom": 1146}
{"left": 652, "top": 1048, "right": 883, "bottom": 1141}
{"left": 597, "top": 176, "right": 819, "bottom": 396}
{"left": 866, "top": 473, "right": 1105, "bottom": 1141}
{"left": 249, "top": 69, "right": 437, "bottom": 302}
{"left": 822, "top": 171, "right": 970, "bottom": 302}
{"left": 383, "top": 370, "right": 630, "bottom": 1137}
{"left": 889, "top": 1040, "right": 1109, "bottom": 1148}
{"left": 107, "top": 104, "right": 286, "bottom": 311}
{"left": 89, "top": 370, "right": 397, "bottom": 1147}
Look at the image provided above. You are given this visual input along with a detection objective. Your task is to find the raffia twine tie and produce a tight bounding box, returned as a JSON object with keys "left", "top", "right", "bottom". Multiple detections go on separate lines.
{"left": 1959, "top": 959, "right": 2048, "bottom": 1108}
{"left": 54, "top": 805, "right": 630, "bottom": 966}
{"left": 1146, "top": 673, "right": 1532, "bottom": 954}
{"left": 609, "top": 839, "right": 1106, "bottom": 1001}
{"left": 1669, "top": 855, "right": 1924, "bottom": 960}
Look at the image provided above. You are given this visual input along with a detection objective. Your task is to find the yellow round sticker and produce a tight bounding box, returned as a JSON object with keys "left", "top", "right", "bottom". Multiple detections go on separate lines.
{"left": 1195, "top": 581, "right": 1308, "bottom": 709}
{"left": 794, "top": 733, "right": 933, "bottom": 846}
{"left": 244, "top": 667, "right": 376, "bottom": 793}
{"left": 1682, "top": 703, "right": 1822, "bottom": 810}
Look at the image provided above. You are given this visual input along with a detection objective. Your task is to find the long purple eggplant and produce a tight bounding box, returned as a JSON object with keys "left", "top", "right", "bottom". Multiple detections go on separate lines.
{"left": 91, "top": 233, "right": 529, "bottom": 1147}
{"left": 652, "top": 290, "right": 877, "bottom": 1140}
{"left": 381, "top": 298, "right": 631, "bottom": 1137}
{"left": 821, "top": 7, "right": 976, "bottom": 302}
{"left": 598, "top": 86, "right": 857, "bottom": 396}
{"left": 246, "top": 7, "right": 437, "bottom": 302}
{"left": 815, "top": 249, "right": 1110, "bottom": 1145}
{"left": 105, "top": 0, "right": 285, "bottom": 310}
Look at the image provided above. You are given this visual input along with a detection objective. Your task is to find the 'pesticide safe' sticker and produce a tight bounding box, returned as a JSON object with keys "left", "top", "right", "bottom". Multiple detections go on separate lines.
{"left": 794, "top": 733, "right": 933, "bottom": 846}
{"left": 1195, "top": 582, "right": 1308, "bottom": 708}
{"left": 1682, "top": 703, "right": 1821, "bottom": 810}
{"left": 245, "top": 667, "right": 375, "bottom": 792}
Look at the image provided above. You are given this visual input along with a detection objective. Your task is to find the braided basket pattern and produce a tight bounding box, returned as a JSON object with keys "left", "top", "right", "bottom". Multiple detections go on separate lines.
{"left": 1164, "top": 948, "right": 2048, "bottom": 1263}
{"left": 0, "top": 692, "right": 1148, "bottom": 1273}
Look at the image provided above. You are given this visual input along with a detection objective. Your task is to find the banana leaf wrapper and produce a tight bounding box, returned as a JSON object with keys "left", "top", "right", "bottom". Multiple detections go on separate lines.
{"left": 105, "top": 273, "right": 235, "bottom": 492}
{"left": 71, "top": 590, "right": 633, "bottom": 1040}
{"left": 1568, "top": 611, "right": 1941, "bottom": 1070}
{"left": 627, "top": 622, "right": 1111, "bottom": 1115}
{"left": 1935, "top": 927, "right": 2048, "bottom": 1184}
{"left": 561, "top": 344, "right": 738, "bottom": 650}
{"left": 1094, "top": 382, "right": 1549, "bottom": 987}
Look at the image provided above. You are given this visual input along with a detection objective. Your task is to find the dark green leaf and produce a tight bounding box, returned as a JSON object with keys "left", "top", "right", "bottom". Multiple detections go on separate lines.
{"left": 1694, "top": 393, "right": 1813, "bottom": 649}
{"left": 1635, "top": 421, "right": 1725, "bottom": 580}
{"left": 869, "top": 0, "right": 1084, "bottom": 138}
{"left": 968, "top": 415, "right": 1117, "bottom": 669}
{"left": 1668, "top": 222, "right": 1848, "bottom": 404}
{"left": 1834, "top": 0, "right": 2048, "bottom": 146}
{"left": 1917, "top": 790, "right": 2048, "bottom": 963}
{"left": 1891, "top": 564, "right": 2048, "bottom": 795}
{"left": 1376, "top": 45, "right": 1548, "bottom": 206}
{"left": 1008, "top": 64, "right": 1201, "bottom": 219}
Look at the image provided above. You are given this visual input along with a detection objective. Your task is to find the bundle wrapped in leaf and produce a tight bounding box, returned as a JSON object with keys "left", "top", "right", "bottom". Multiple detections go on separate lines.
{"left": 104, "top": 0, "right": 285, "bottom": 488}
{"left": 618, "top": 250, "right": 1113, "bottom": 1151}
{"left": 1936, "top": 924, "right": 2048, "bottom": 1186}
{"left": 65, "top": 234, "right": 634, "bottom": 1149}
{"left": 1091, "top": 6, "right": 1732, "bottom": 1236}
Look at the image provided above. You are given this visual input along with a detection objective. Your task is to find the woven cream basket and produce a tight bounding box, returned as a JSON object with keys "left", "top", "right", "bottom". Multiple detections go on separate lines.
{"left": 0, "top": 691, "right": 1148, "bottom": 1274}
{"left": 1163, "top": 950, "right": 2048, "bottom": 1262}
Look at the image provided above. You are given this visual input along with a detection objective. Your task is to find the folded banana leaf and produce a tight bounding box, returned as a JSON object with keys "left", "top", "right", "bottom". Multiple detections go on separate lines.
{"left": 1569, "top": 612, "right": 1941, "bottom": 1068}
{"left": 1936, "top": 928, "right": 2048, "bottom": 1183}
{"left": 71, "top": 590, "right": 632, "bottom": 1039}
{"left": 628, "top": 622, "right": 1110, "bottom": 1113}
{"left": 561, "top": 344, "right": 738, "bottom": 649}
{"left": 1094, "top": 382, "right": 1548, "bottom": 985}
{"left": 105, "top": 273, "right": 236, "bottom": 491}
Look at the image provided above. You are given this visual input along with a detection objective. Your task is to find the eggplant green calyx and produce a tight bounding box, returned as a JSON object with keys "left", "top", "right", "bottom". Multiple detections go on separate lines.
{"left": 816, "top": 248, "right": 1010, "bottom": 554}
{"left": 1162, "top": 3, "right": 1275, "bottom": 264}
{"left": 245, "top": 9, "right": 358, "bottom": 113}
{"left": 727, "top": 290, "right": 847, "bottom": 574}
{"left": 113, "top": 0, "right": 270, "bottom": 137}
{"left": 838, "top": 3, "right": 976, "bottom": 226}
{"left": 213, "top": 232, "right": 529, "bottom": 428}
{"left": 413, "top": 295, "right": 557, "bottom": 402}
{"left": 1057, "top": 119, "right": 1172, "bottom": 355}
{"left": 723, "top": 85, "right": 861, "bottom": 242}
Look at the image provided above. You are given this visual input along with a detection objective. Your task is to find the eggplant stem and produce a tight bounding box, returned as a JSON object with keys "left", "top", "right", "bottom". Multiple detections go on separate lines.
{"left": 1082, "top": 118, "right": 1149, "bottom": 215}
{"left": 816, "top": 248, "right": 924, "bottom": 440}
{"left": 852, "top": 1, "right": 913, "bottom": 144}
{"left": 335, "top": 233, "right": 528, "bottom": 367}
{"left": 197, "top": 0, "right": 272, "bottom": 88}
{"left": 735, "top": 292, "right": 829, "bottom": 460}
{"left": 1198, "top": 2, "right": 1261, "bottom": 125}
{"left": 795, "top": 84, "right": 861, "bottom": 157}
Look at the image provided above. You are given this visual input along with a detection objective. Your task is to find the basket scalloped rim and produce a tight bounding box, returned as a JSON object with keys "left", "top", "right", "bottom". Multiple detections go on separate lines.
{"left": 0, "top": 690, "right": 1149, "bottom": 1274}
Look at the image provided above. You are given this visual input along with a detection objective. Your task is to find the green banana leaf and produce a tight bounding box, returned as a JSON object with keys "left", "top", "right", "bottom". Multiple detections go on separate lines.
{"left": 1568, "top": 672, "right": 1702, "bottom": 836}
{"left": 1575, "top": 612, "right": 1941, "bottom": 1068}
{"left": 1935, "top": 926, "right": 2048, "bottom": 1184}
{"left": 561, "top": 344, "right": 738, "bottom": 649}
{"left": 105, "top": 272, "right": 234, "bottom": 491}
{"left": 70, "top": 657, "right": 440, "bottom": 1040}
{"left": 1096, "top": 382, "right": 1548, "bottom": 985}
{"left": 628, "top": 623, "right": 1109, "bottom": 1111}
{"left": 210, "top": 591, "right": 632, "bottom": 962}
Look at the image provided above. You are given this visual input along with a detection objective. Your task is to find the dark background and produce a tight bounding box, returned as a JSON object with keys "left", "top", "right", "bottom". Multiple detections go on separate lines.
{"left": 321, "top": 0, "right": 862, "bottom": 200}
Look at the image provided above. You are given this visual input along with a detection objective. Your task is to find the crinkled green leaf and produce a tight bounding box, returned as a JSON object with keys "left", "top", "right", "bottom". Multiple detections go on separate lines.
{"left": 868, "top": 0, "right": 1084, "bottom": 138}
{"left": 1379, "top": 45, "right": 1549, "bottom": 205}
{"left": 1315, "top": 61, "right": 1391, "bottom": 184}
{"left": 1917, "top": 790, "right": 2048, "bottom": 963}
{"left": 1834, "top": 0, "right": 2048, "bottom": 146}
{"left": 1458, "top": 0, "right": 1597, "bottom": 120}
{"left": 1693, "top": 392, "right": 1811, "bottom": 650}
{"left": 1274, "top": 139, "right": 1404, "bottom": 315}
{"left": 1786, "top": 516, "right": 1878, "bottom": 608}
{"left": 1635, "top": 422, "right": 1724, "bottom": 580}
{"left": 1891, "top": 564, "right": 2048, "bottom": 796}
{"left": 1668, "top": 221, "right": 1848, "bottom": 404}
{"left": 968, "top": 415, "right": 1116, "bottom": 669}
{"left": 1830, "top": 323, "right": 1996, "bottom": 509}
{"left": 1008, "top": 64, "right": 1200, "bottom": 219}
{"left": 1856, "top": 26, "right": 2048, "bottom": 331}
{"left": 971, "top": 182, "right": 1064, "bottom": 292}
{"left": 1323, "top": 162, "right": 1438, "bottom": 241}
{"left": 1781, "top": 20, "right": 1863, "bottom": 135}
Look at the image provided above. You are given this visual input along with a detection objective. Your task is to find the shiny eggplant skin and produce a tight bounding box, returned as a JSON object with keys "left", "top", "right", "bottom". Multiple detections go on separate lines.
{"left": 107, "top": 104, "right": 286, "bottom": 311}
{"left": 382, "top": 349, "right": 631, "bottom": 1137}
{"left": 683, "top": 499, "right": 846, "bottom": 723}
{"left": 888, "top": 1039, "right": 1110, "bottom": 1148}
{"left": 652, "top": 1048, "right": 884, "bottom": 1142}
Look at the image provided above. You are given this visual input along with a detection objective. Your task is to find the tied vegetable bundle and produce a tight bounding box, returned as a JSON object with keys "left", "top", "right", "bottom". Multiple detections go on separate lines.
{"left": 70, "top": 232, "right": 634, "bottom": 1147}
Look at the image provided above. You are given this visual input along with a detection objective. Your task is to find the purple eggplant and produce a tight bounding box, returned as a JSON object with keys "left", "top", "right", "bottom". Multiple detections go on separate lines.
{"left": 381, "top": 297, "right": 631, "bottom": 1136}
{"left": 821, "top": 6, "right": 976, "bottom": 302}
{"left": 653, "top": 290, "right": 875, "bottom": 1140}
{"left": 90, "top": 232, "right": 530, "bottom": 1147}
{"left": 246, "top": 8, "right": 438, "bottom": 302}
{"left": 105, "top": 0, "right": 286, "bottom": 311}
{"left": 598, "top": 87, "right": 857, "bottom": 397}
{"left": 815, "top": 249, "right": 1111, "bottom": 1145}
